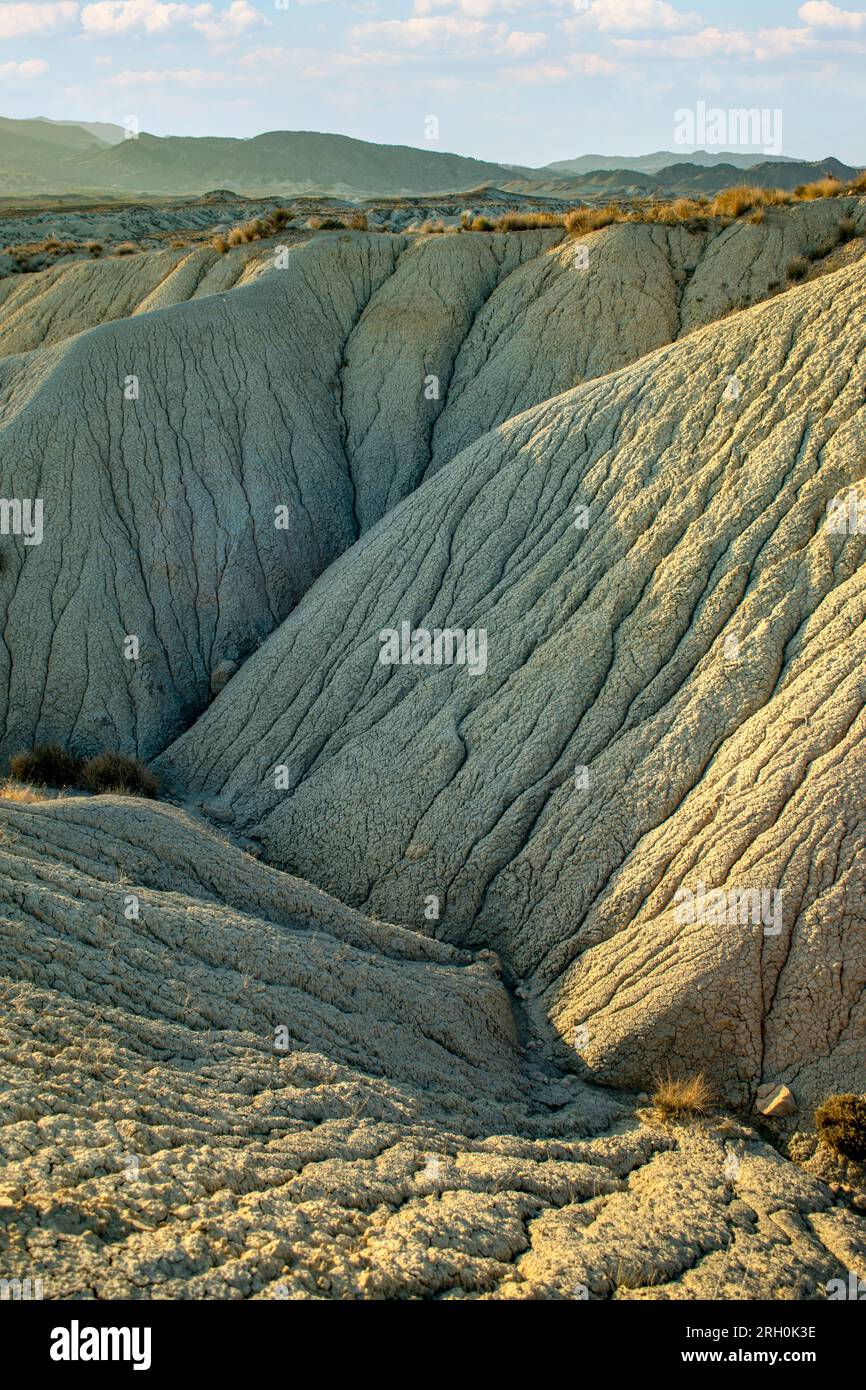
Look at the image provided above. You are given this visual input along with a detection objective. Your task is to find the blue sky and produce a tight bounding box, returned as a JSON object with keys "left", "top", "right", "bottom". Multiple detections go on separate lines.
{"left": 1, "top": 0, "right": 864, "bottom": 165}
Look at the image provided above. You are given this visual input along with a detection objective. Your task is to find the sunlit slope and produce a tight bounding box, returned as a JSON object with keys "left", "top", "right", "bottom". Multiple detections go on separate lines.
{"left": 158, "top": 255, "right": 866, "bottom": 1109}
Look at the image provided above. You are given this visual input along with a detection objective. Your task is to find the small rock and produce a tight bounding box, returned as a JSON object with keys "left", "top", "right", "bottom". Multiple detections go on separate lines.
{"left": 637, "top": 1092, "right": 650, "bottom": 1103}
{"left": 755, "top": 1083, "right": 797, "bottom": 1117}
{"left": 202, "top": 800, "right": 234, "bottom": 824}
{"left": 210, "top": 659, "right": 238, "bottom": 697}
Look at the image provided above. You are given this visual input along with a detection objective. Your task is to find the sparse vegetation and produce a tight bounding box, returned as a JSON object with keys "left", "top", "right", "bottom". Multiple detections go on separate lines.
{"left": 459, "top": 213, "right": 494, "bottom": 231}
{"left": 6, "top": 745, "right": 159, "bottom": 797}
{"left": 712, "top": 185, "right": 768, "bottom": 218}
{"left": 82, "top": 751, "right": 160, "bottom": 798}
{"left": 807, "top": 240, "right": 835, "bottom": 262}
{"left": 491, "top": 211, "right": 563, "bottom": 231}
{"left": 787, "top": 255, "right": 810, "bottom": 282}
{"left": 795, "top": 176, "right": 844, "bottom": 200}
{"left": 308, "top": 215, "right": 345, "bottom": 231}
{"left": 564, "top": 206, "right": 624, "bottom": 236}
{"left": 211, "top": 208, "right": 296, "bottom": 252}
{"left": 347, "top": 211, "right": 368, "bottom": 231}
{"left": 113, "top": 242, "right": 138, "bottom": 256}
{"left": 9, "top": 744, "right": 84, "bottom": 788}
{"left": 651, "top": 1071, "right": 713, "bottom": 1120}
{"left": 815, "top": 1093, "right": 866, "bottom": 1161}
{"left": 0, "top": 778, "right": 41, "bottom": 802}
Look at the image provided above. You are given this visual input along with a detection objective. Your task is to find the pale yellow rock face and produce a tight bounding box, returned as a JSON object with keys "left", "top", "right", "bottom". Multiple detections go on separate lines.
{"left": 0, "top": 797, "right": 853, "bottom": 1299}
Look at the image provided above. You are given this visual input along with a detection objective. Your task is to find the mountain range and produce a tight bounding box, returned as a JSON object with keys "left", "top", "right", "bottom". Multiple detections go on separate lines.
{"left": 0, "top": 115, "right": 862, "bottom": 199}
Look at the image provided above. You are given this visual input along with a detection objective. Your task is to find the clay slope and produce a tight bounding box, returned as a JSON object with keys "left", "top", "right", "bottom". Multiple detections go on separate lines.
{"left": 158, "top": 254, "right": 866, "bottom": 1111}
{"left": 2, "top": 204, "right": 863, "bottom": 763}
{"left": 0, "top": 794, "right": 857, "bottom": 1300}
{"left": 0, "top": 243, "right": 283, "bottom": 356}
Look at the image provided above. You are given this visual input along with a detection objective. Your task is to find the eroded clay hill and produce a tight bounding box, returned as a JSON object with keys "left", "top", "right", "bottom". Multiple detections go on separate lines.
{"left": 2, "top": 208, "right": 866, "bottom": 1299}
{"left": 158, "top": 252, "right": 866, "bottom": 1114}
{"left": 1, "top": 795, "right": 860, "bottom": 1299}
{"left": 1, "top": 199, "right": 863, "bottom": 763}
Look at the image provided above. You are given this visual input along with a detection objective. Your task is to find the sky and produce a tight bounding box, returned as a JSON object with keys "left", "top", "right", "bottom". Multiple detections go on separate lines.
{"left": 1, "top": 0, "right": 864, "bottom": 166}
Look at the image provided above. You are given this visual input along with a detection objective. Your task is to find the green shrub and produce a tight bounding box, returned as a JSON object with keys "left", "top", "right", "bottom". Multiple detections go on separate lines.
{"left": 9, "top": 744, "right": 84, "bottom": 787}
{"left": 815, "top": 1094, "right": 866, "bottom": 1161}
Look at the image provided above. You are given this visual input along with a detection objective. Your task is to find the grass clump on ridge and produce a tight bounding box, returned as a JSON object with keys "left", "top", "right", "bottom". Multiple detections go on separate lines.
{"left": 651, "top": 1071, "right": 714, "bottom": 1121}
{"left": 7, "top": 744, "right": 159, "bottom": 798}
{"left": 9, "top": 743, "right": 84, "bottom": 788}
{"left": 82, "top": 752, "right": 160, "bottom": 798}
{"left": 212, "top": 208, "right": 296, "bottom": 252}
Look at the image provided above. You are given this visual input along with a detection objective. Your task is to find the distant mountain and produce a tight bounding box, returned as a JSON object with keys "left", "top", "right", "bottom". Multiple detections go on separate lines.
{"left": 35, "top": 118, "right": 127, "bottom": 146}
{"left": 510, "top": 156, "right": 865, "bottom": 202}
{"left": 546, "top": 150, "right": 801, "bottom": 175}
{"left": 2, "top": 128, "right": 523, "bottom": 198}
{"left": 0, "top": 118, "right": 862, "bottom": 200}
{"left": 0, "top": 116, "right": 110, "bottom": 195}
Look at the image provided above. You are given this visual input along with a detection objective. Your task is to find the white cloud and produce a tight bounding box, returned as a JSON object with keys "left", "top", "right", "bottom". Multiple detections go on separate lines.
{"left": 501, "top": 28, "right": 547, "bottom": 54}
{"left": 413, "top": 0, "right": 531, "bottom": 16}
{"left": 613, "top": 24, "right": 816, "bottom": 59}
{"left": 501, "top": 49, "right": 616, "bottom": 81}
{"left": 350, "top": 14, "right": 544, "bottom": 53}
{"left": 0, "top": 3, "right": 78, "bottom": 39}
{"left": 103, "top": 64, "right": 228, "bottom": 85}
{"left": 351, "top": 15, "right": 488, "bottom": 45}
{"left": 0, "top": 58, "right": 50, "bottom": 78}
{"left": 575, "top": 0, "right": 703, "bottom": 31}
{"left": 81, "top": 2, "right": 210, "bottom": 34}
{"left": 193, "top": 0, "right": 266, "bottom": 40}
{"left": 80, "top": 0, "right": 266, "bottom": 39}
{"left": 799, "top": 2, "right": 866, "bottom": 28}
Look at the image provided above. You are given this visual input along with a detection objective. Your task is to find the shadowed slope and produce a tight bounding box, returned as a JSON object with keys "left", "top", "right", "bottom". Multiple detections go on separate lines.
{"left": 3, "top": 207, "right": 863, "bottom": 763}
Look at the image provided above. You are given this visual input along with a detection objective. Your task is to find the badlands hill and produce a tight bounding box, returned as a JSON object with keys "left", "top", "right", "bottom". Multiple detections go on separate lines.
{"left": 2, "top": 196, "right": 866, "bottom": 1298}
